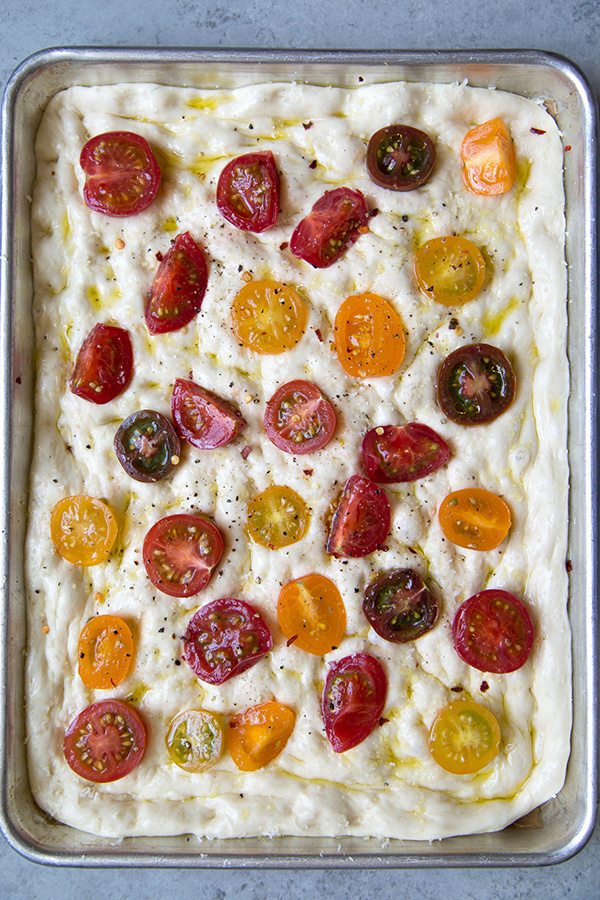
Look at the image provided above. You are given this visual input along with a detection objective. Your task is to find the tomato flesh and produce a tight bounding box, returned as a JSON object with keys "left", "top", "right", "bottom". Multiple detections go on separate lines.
{"left": 70, "top": 323, "right": 133, "bottom": 405}
{"left": 247, "top": 485, "right": 310, "bottom": 550}
{"left": 171, "top": 378, "right": 246, "bottom": 449}
{"left": 78, "top": 615, "right": 134, "bottom": 690}
{"left": 183, "top": 597, "right": 272, "bottom": 685}
{"left": 145, "top": 232, "right": 208, "bottom": 334}
{"left": 326, "top": 475, "right": 391, "bottom": 558}
{"left": 231, "top": 280, "right": 307, "bottom": 355}
{"left": 264, "top": 380, "right": 336, "bottom": 454}
{"left": 414, "top": 236, "right": 486, "bottom": 306}
{"left": 461, "top": 117, "right": 516, "bottom": 196}
{"left": 322, "top": 653, "right": 387, "bottom": 752}
{"left": 452, "top": 589, "right": 534, "bottom": 674}
{"left": 362, "top": 423, "right": 451, "bottom": 483}
{"left": 277, "top": 573, "right": 346, "bottom": 656}
{"left": 437, "top": 343, "right": 516, "bottom": 425}
{"left": 290, "top": 187, "right": 369, "bottom": 268}
{"left": 439, "top": 487, "right": 512, "bottom": 551}
{"left": 80, "top": 131, "right": 161, "bottom": 217}
{"left": 367, "top": 125, "right": 436, "bottom": 191}
{"left": 63, "top": 699, "right": 146, "bottom": 783}
{"left": 334, "top": 293, "right": 406, "bottom": 378}
{"left": 216, "top": 151, "right": 279, "bottom": 232}
{"left": 143, "top": 513, "right": 224, "bottom": 598}
{"left": 114, "top": 409, "right": 180, "bottom": 482}
{"left": 229, "top": 701, "right": 295, "bottom": 771}
{"left": 363, "top": 569, "right": 438, "bottom": 643}
{"left": 50, "top": 495, "right": 118, "bottom": 566}
{"left": 166, "top": 709, "right": 224, "bottom": 773}
{"left": 429, "top": 700, "right": 501, "bottom": 774}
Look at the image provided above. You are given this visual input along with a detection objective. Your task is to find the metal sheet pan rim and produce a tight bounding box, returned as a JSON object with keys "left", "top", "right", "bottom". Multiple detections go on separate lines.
{"left": 0, "top": 46, "right": 597, "bottom": 869}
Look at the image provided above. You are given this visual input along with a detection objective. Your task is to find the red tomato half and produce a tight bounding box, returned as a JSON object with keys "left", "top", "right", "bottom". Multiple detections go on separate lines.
{"left": 452, "top": 589, "right": 534, "bottom": 674}
{"left": 183, "top": 598, "right": 273, "bottom": 685}
{"left": 322, "top": 653, "right": 387, "bottom": 752}
{"left": 264, "top": 380, "right": 336, "bottom": 455}
{"left": 171, "top": 378, "right": 246, "bottom": 449}
{"left": 145, "top": 232, "right": 208, "bottom": 334}
{"left": 143, "top": 514, "right": 224, "bottom": 598}
{"left": 216, "top": 151, "right": 280, "bottom": 232}
{"left": 80, "top": 131, "right": 161, "bottom": 217}
{"left": 326, "top": 475, "right": 391, "bottom": 558}
{"left": 362, "top": 423, "right": 451, "bottom": 483}
{"left": 63, "top": 699, "right": 146, "bottom": 783}
{"left": 290, "top": 187, "right": 369, "bottom": 268}
{"left": 70, "top": 323, "right": 133, "bottom": 405}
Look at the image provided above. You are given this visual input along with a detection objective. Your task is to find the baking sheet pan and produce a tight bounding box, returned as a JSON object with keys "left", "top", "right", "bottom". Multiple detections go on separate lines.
{"left": 0, "top": 47, "right": 597, "bottom": 867}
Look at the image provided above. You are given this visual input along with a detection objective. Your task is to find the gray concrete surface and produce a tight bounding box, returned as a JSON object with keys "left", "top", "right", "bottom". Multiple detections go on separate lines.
{"left": 1, "top": 0, "right": 598, "bottom": 897}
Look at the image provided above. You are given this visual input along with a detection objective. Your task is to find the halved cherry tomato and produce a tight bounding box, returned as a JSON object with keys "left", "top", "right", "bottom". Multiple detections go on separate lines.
{"left": 171, "top": 378, "right": 246, "bottom": 449}
{"left": 334, "top": 293, "right": 405, "bottom": 378}
{"left": 264, "top": 380, "right": 336, "bottom": 455}
{"left": 290, "top": 187, "right": 369, "bottom": 268}
{"left": 452, "top": 589, "right": 534, "bottom": 674}
{"left": 429, "top": 700, "right": 501, "bottom": 774}
{"left": 363, "top": 569, "right": 438, "bottom": 643}
{"left": 326, "top": 475, "right": 391, "bottom": 559}
{"left": 229, "top": 700, "right": 295, "bottom": 771}
{"left": 166, "top": 709, "right": 224, "bottom": 773}
{"left": 51, "top": 495, "right": 117, "bottom": 566}
{"left": 182, "top": 597, "right": 272, "bottom": 685}
{"left": 439, "top": 487, "right": 512, "bottom": 551}
{"left": 277, "top": 573, "right": 346, "bottom": 656}
{"left": 461, "top": 117, "right": 516, "bottom": 196}
{"left": 366, "top": 124, "right": 436, "bottom": 191}
{"left": 362, "top": 423, "right": 451, "bottom": 483}
{"left": 114, "top": 409, "right": 180, "bottom": 482}
{"left": 414, "top": 236, "right": 486, "bottom": 306}
{"left": 437, "top": 343, "right": 516, "bottom": 425}
{"left": 247, "top": 485, "right": 310, "bottom": 550}
{"left": 322, "top": 653, "right": 387, "bottom": 753}
{"left": 216, "top": 151, "right": 279, "bottom": 232}
{"left": 70, "top": 323, "right": 133, "bottom": 405}
{"left": 78, "top": 615, "right": 134, "bottom": 689}
{"left": 231, "top": 279, "right": 307, "bottom": 354}
{"left": 80, "top": 131, "right": 161, "bottom": 217}
{"left": 63, "top": 699, "right": 146, "bottom": 783}
{"left": 143, "top": 514, "right": 224, "bottom": 598}
{"left": 144, "top": 232, "right": 208, "bottom": 334}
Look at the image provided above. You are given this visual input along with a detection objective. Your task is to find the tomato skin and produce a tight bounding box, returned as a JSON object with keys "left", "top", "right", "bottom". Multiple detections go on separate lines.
{"left": 264, "top": 380, "right": 336, "bottom": 455}
{"left": 216, "top": 151, "right": 279, "bottom": 232}
{"left": 461, "top": 117, "right": 516, "bottom": 196}
{"left": 144, "top": 232, "right": 208, "bottom": 335}
{"left": 171, "top": 378, "right": 246, "bottom": 449}
{"left": 363, "top": 569, "right": 438, "bottom": 643}
{"left": 114, "top": 409, "right": 180, "bottom": 482}
{"left": 183, "top": 598, "right": 273, "bottom": 685}
{"left": 143, "top": 514, "right": 224, "bottom": 598}
{"left": 326, "top": 475, "right": 391, "bottom": 558}
{"left": 452, "top": 589, "right": 534, "bottom": 674}
{"left": 362, "top": 423, "right": 451, "bottom": 483}
{"left": 366, "top": 125, "right": 436, "bottom": 191}
{"left": 63, "top": 699, "right": 146, "bottom": 783}
{"left": 70, "top": 323, "right": 133, "bottom": 405}
{"left": 322, "top": 653, "right": 387, "bottom": 753}
{"left": 437, "top": 343, "right": 516, "bottom": 426}
{"left": 290, "top": 187, "right": 369, "bottom": 268}
{"left": 80, "top": 131, "right": 161, "bottom": 217}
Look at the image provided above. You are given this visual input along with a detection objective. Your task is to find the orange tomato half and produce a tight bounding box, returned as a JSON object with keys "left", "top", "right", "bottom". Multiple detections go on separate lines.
{"left": 439, "top": 487, "right": 511, "bottom": 551}
{"left": 231, "top": 279, "right": 307, "bottom": 354}
{"left": 277, "top": 573, "right": 346, "bottom": 656}
{"left": 429, "top": 700, "right": 501, "bottom": 774}
{"left": 78, "top": 615, "right": 134, "bottom": 689}
{"left": 414, "top": 236, "right": 486, "bottom": 306}
{"left": 334, "top": 292, "right": 406, "bottom": 377}
{"left": 51, "top": 495, "right": 118, "bottom": 566}
{"left": 461, "top": 117, "right": 516, "bottom": 196}
{"left": 229, "top": 700, "right": 295, "bottom": 771}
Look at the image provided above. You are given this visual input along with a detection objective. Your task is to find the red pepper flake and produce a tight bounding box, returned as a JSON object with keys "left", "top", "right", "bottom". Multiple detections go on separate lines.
{"left": 530, "top": 127, "right": 546, "bottom": 135}
{"left": 155, "top": 251, "right": 163, "bottom": 262}
{"left": 15, "top": 375, "right": 21, "bottom": 385}
{"left": 229, "top": 721, "right": 237, "bottom": 729}
{"left": 303, "top": 468, "right": 313, "bottom": 476}
{"left": 240, "top": 445, "right": 252, "bottom": 460}
{"left": 314, "top": 327, "right": 323, "bottom": 342}
{"left": 566, "top": 559, "right": 573, "bottom": 573}
{"left": 368, "top": 207, "right": 379, "bottom": 218}
{"left": 309, "top": 159, "right": 317, "bottom": 169}
{"left": 302, "top": 121, "right": 313, "bottom": 130}
{"left": 565, "top": 145, "right": 572, "bottom": 151}
{"left": 379, "top": 544, "right": 389, "bottom": 552}
{"left": 279, "top": 241, "right": 289, "bottom": 251}
{"left": 480, "top": 680, "right": 490, "bottom": 693}
{"left": 450, "top": 685, "right": 464, "bottom": 693}
{"left": 286, "top": 634, "right": 298, "bottom": 647}
{"left": 378, "top": 717, "right": 390, "bottom": 727}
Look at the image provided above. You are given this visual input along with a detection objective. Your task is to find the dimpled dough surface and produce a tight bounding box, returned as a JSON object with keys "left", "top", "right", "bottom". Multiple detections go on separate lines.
{"left": 26, "top": 80, "right": 570, "bottom": 840}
